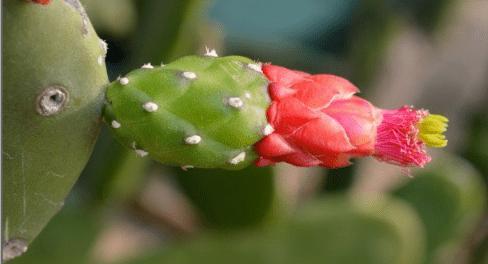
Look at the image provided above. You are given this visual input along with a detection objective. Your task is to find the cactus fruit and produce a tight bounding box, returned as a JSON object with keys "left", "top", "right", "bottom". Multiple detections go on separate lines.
{"left": 104, "top": 55, "right": 270, "bottom": 170}
{"left": 3, "top": 0, "right": 108, "bottom": 258}
{"left": 105, "top": 54, "right": 448, "bottom": 170}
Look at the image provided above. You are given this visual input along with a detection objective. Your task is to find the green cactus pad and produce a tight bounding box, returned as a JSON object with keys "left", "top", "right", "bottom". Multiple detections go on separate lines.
{"left": 104, "top": 55, "right": 270, "bottom": 170}
{"left": 3, "top": 0, "right": 108, "bottom": 255}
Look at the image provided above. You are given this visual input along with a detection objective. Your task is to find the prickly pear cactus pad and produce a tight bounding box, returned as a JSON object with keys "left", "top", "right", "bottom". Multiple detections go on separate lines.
{"left": 104, "top": 55, "right": 270, "bottom": 170}
{"left": 3, "top": 0, "right": 108, "bottom": 259}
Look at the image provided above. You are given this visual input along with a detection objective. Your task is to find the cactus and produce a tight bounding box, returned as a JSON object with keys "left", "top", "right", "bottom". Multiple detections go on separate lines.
{"left": 2, "top": 0, "right": 108, "bottom": 259}
{"left": 104, "top": 55, "right": 270, "bottom": 170}
{"left": 105, "top": 55, "right": 448, "bottom": 170}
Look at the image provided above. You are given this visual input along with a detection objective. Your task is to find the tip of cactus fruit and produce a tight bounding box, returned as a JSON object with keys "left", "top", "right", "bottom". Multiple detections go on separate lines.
{"left": 418, "top": 114, "right": 448, "bottom": 148}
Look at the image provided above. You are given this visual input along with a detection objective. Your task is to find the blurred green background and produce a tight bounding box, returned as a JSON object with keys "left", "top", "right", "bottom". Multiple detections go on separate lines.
{"left": 11, "top": 0, "right": 488, "bottom": 263}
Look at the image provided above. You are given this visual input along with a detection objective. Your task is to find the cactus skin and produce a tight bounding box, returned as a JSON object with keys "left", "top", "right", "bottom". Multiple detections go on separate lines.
{"left": 104, "top": 55, "right": 269, "bottom": 170}
{"left": 3, "top": 0, "right": 108, "bottom": 255}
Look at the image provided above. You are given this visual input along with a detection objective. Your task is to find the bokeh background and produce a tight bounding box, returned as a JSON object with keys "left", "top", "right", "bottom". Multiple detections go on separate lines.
{"left": 11, "top": 0, "right": 488, "bottom": 263}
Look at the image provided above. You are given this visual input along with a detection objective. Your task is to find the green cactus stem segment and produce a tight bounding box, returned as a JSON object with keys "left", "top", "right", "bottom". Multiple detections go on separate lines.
{"left": 104, "top": 55, "right": 270, "bottom": 170}
{"left": 3, "top": 0, "right": 108, "bottom": 254}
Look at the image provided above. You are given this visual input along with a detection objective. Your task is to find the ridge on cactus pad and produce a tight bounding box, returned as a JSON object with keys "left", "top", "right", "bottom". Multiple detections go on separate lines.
{"left": 105, "top": 55, "right": 448, "bottom": 170}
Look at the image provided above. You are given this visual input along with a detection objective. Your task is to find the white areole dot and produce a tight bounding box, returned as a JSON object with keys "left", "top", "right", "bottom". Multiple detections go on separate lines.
{"left": 97, "top": 55, "right": 104, "bottom": 65}
{"left": 228, "top": 97, "right": 244, "bottom": 108}
{"left": 111, "top": 120, "right": 121, "bottom": 129}
{"left": 185, "top": 135, "right": 202, "bottom": 145}
{"left": 99, "top": 39, "right": 108, "bottom": 54}
{"left": 119, "top": 77, "right": 129, "bottom": 85}
{"left": 135, "top": 149, "right": 148, "bottom": 157}
{"left": 229, "top": 152, "right": 246, "bottom": 165}
{"left": 181, "top": 165, "right": 194, "bottom": 171}
{"left": 182, "top": 71, "right": 197, "bottom": 80}
{"left": 204, "top": 47, "right": 218, "bottom": 57}
{"left": 141, "top": 63, "right": 154, "bottom": 69}
{"left": 247, "top": 63, "right": 262, "bottom": 73}
{"left": 143, "top": 102, "right": 159, "bottom": 112}
{"left": 263, "top": 124, "right": 274, "bottom": 136}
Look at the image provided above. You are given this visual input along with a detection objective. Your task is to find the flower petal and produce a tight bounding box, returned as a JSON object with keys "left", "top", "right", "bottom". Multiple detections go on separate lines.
{"left": 254, "top": 133, "right": 296, "bottom": 157}
{"left": 310, "top": 74, "right": 359, "bottom": 97}
{"left": 280, "top": 152, "right": 322, "bottom": 167}
{"left": 317, "top": 153, "right": 352, "bottom": 168}
{"left": 268, "top": 83, "right": 296, "bottom": 100}
{"left": 288, "top": 115, "right": 355, "bottom": 154}
{"left": 255, "top": 157, "right": 276, "bottom": 167}
{"left": 267, "top": 98, "right": 320, "bottom": 135}
{"left": 291, "top": 75, "right": 359, "bottom": 109}
{"left": 262, "top": 64, "right": 309, "bottom": 87}
{"left": 323, "top": 96, "right": 378, "bottom": 149}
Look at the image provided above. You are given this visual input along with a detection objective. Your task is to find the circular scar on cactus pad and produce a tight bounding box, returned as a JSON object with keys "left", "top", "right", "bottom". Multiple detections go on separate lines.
{"left": 36, "top": 86, "right": 69, "bottom": 116}
{"left": 104, "top": 55, "right": 448, "bottom": 170}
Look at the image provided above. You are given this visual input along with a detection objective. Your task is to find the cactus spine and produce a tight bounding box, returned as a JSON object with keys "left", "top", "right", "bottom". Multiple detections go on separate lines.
{"left": 2, "top": 0, "right": 108, "bottom": 258}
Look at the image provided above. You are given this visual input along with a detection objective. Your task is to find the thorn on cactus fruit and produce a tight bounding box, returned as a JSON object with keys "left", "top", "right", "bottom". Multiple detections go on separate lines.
{"left": 119, "top": 77, "right": 129, "bottom": 85}
{"left": 141, "top": 63, "right": 154, "bottom": 69}
{"left": 36, "top": 86, "right": 69, "bottom": 116}
{"left": 111, "top": 120, "right": 121, "bottom": 129}
{"left": 204, "top": 47, "right": 218, "bottom": 57}
{"left": 2, "top": 239, "right": 28, "bottom": 262}
{"left": 184, "top": 135, "right": 202, "bottom": 145}
{"left": 247, "top": 63, "right": 262, "bottom": 73}
{"left": 227, "top": 97, "right": 244, "bottom": 109}
{"left": 181, "top": 165, "right": 194, "bottom": 171}
{"left": 244, "top": 92, "right": 252, "bottom": 99}
{"left": 263, "top": 124, "right": 274, "bottom": 136}
{"left": 135, "top": 149, "right": 148, "bottom": 157}
{"left": 142, "top": 102, "right": 159, "bottom": 112}
{"left": 182, "top": 71, "right": 197, "bottom": 80}
{"left": 229, "top": 152, "right": 246, "bottom": 165}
